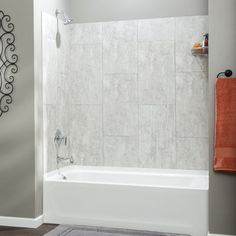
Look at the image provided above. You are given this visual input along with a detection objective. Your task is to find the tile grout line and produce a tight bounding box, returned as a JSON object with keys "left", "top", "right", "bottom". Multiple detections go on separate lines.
{"left": 137, "top": 20, "right": 140, "bottom": 168}
{"left": 174, "top": 18, "right": 178, "bottom": 169}
{"left": 177, "top": 137, "right": 209, "bottom": 139}
{"left": 67, "top": 28, "right": 72, "bottom": 163}
{"left": 101, "top": 23, "right": 105, "bottom": 166}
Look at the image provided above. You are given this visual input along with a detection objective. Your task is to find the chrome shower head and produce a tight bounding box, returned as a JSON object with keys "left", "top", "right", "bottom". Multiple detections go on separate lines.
{"left": 64, "top": 16, "right": 73, "bottom": 25}
{"left": 55, "top": 9, "right": 73, "bottom": 25}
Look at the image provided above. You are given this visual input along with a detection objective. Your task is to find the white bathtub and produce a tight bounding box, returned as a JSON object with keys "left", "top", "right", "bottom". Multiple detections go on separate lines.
{"left": 44, "top": 166, "right": 208, "bottom": 236}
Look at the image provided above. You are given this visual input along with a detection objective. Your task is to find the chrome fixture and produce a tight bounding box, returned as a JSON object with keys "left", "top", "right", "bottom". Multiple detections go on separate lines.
{"left": 55, "top": 9, "right": 73, "bottom": 25}
{"left": 57, "top": 155, "right": 74, "bottom": 164}
{"left": 56, "top": 155, "right": 74, "bottom": 180}
{"left": 54, "top": 129, "right": 74, "bottom": 180}
{"left": 54, "top": 129, "right": 67, "bottom": 147}
{"left": 55, "top": 9, "right": 72, "bottom": 48}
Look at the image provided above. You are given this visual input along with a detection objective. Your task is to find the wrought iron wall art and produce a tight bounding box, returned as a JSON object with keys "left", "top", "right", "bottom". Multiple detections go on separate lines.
{"left": 0, "top": 10, "right": 18, "bottom": 117}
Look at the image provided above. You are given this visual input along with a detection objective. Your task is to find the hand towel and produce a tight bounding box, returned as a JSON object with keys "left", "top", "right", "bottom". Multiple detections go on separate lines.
{"left": 214, "top": 78, "right": 236, "bottom": 172}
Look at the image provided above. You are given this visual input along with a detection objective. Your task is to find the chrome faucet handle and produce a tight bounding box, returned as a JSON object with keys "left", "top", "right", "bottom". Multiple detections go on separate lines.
{"left": 54, "top": 129, "right": 67, "bottom": 147}
{"left": 54, "top": 129, "right": 62, "bottom": 147}
{"left": 56, "top": 155, "right": 74, "bottom": 164}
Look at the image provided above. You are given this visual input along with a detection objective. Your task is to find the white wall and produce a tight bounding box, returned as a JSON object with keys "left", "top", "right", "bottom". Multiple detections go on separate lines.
{"left": 69, "top": 0, "right": 208, "bottom": 23}
{"left": 208, "top": 0, "right": 236, "bottom": 235}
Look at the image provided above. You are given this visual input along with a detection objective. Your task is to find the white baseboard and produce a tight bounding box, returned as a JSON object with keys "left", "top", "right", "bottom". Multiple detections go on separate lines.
{"left": 208, "top": 233, "right": 236, "bottom": 236}
{"left": 0, "top": 215, "right": 43, "bottom": 228}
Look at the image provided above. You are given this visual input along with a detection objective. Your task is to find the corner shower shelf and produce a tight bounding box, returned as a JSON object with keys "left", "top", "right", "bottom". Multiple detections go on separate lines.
{"left": 191, "top": 47, "right": 208, "bottom": 56}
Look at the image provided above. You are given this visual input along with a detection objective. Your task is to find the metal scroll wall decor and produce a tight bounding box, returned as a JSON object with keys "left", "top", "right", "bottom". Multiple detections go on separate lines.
{"left": 0, "top": 10, "right": 18, "bottom": 117}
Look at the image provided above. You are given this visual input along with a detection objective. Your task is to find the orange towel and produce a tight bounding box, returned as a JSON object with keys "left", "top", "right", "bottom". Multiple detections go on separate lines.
{"left": 214, "top": 78, "right": 236, "bottom": 172}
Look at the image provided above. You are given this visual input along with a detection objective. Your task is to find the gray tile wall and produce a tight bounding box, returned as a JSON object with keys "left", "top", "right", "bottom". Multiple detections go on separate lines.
{"left": 42, "top": 13, "right": 71, "bottom": 171}
{"left": 42, "top": 13, "right": 209, "bottom": 171}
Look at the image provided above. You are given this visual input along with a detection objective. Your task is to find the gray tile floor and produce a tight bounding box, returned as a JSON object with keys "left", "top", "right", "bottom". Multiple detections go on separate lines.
{"left": 44, "top": 225, "right": 189, "bottom": 236}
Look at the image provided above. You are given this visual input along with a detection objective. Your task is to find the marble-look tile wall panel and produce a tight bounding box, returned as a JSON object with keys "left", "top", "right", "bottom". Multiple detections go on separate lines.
{"left": 42, "top": 36, "right": 58, "bottom": 105}
{"left": 44, "top": 105, "right": 57, "bottom": 172}
{"left": 42, "top": 13, "right": 209, "bottom": 171}
{"left": 104, "top": 136, "right": 138, "bottom": 167}
{"left": 103, "top": 21, "right": 138, "bottom": 41}
{"left": 70, "top": 44, "right": 102, "bottom": 105}
{"left": 103, "top": 103, "right": 138, "bottom": 136}
{"left": 70, "top": 23, "right": 102, "bottom": 45}
{"left": 176, "top": 138, "right": 209, "bottom": 170}
{"left": 70, "top": 105, "right": 103, "bottom": 166}
{"left": 42, "top": 13, "right": 57, "bottom": 41}
{"left": 139, "top": 105, "right": 176, "bottom": 168}
{"left": 42, "top": 13, "right": 71, "bottom": 172}
{"left": 103, "top": 41, "right": 138, "bottom": 74}
{"left": 103, "top": 74, "right": 138, "bottom": 104}
{"left": 176, "top": 72, "right": 208, "bottom": 138}
{"left": 138, "top": 18, "right": 175, "bottom": 42}
{"left": 175, "top": 16, "right": 208, "bottom": 72}
{"left": 138, "top": 41, "right": 175, "bottom": 105}
{"left": 57, "top": 27, "right": 71, "bottom": 139}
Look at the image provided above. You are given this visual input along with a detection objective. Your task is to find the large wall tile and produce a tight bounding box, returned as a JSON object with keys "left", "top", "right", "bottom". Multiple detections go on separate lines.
{"left": 139, "top": 105, "right": 158, "bottom": 168}
{"left": 103, "top": 21, "right": 137, "bottom": 41}
{"left": 42, "top": 13, "right": 57, "bottom": 41}
{"left": 42, "top": 39, "right": 58, "bottom": 105}
{"left": 56, "top": 87, "right": 71, "bottom": 140}
{"left": 70, "top": 105, "right": 103, "bottom": 166}
{"left": 176, "top": 16, "right": 208, "bottom": 47}
{"left": 104, "top": 136, "right": 138, "bottom": 167}
{"left": 139, "top": 105, "right": 176, "bottom": 168}
{"left": 70, "top": 23, "right": 102, "bottom": 45}
{"left": 176, "top": 72, "right": 208, "bottom": 138}
{"left": 57, "top": 43, "right": 69, "bottom": 77}
{"left": 103, "top": 74, "right": 137, "bottom": 103}
{"left": 176, "top": 16, "right": 208, "bottom": 72}
{"left": 103, "top": 41, "right": 137, "bottom": 74}
{"left": 138, "top": 41, "right": 175, "bottom": 104}
{"left": 70, "top": 44, "right": 102, "bottom": 104}
{"left": 176, "top": 49, "right": 208, "bottom": 73}
{"left": 44, "top": 105, "right": 57, "bottom": 172}
{"left": 103, "top": 103, "right": 138, "bottom": 136}
{"left": 177, "top": 138, "right": 209, "bottom": 170}
{"left": 138, "top": 18, "right": 175, "bottom": 41}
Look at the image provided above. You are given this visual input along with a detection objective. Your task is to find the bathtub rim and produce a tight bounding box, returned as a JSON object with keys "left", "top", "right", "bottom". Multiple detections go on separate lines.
{"left": 44, "top": 165, "right": 209, "bottom": 190}
{"left": 45, "top": 165, "right": 209, "bottom": 176}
